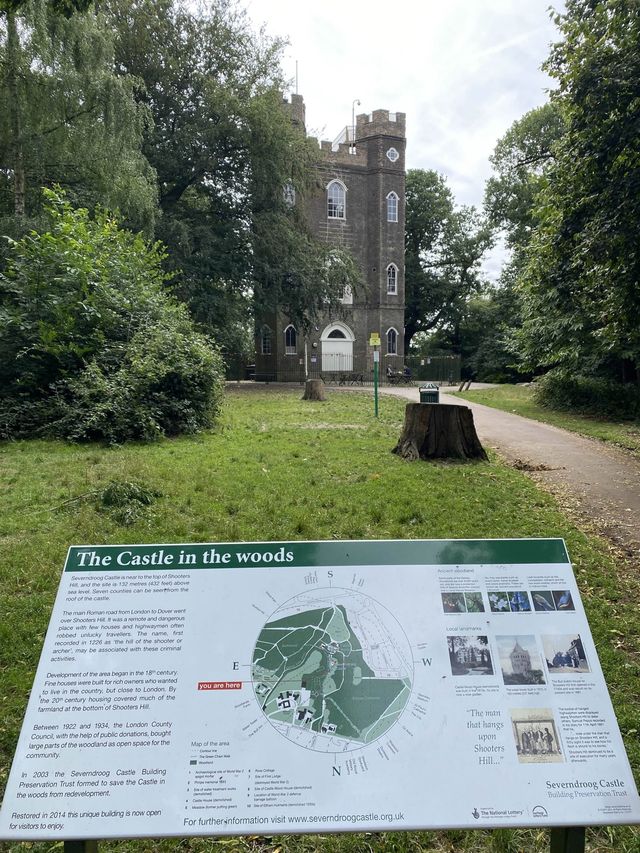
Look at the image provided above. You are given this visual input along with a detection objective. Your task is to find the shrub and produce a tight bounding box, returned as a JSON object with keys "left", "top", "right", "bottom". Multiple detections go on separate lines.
{"left": 0, "top": 190, "right": 224, "bottom": 442}
{"left": 534, "top": 371, "right": 640, "bottom": 421}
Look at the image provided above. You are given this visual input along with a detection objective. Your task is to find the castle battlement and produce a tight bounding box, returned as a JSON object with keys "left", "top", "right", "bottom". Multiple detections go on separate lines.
{"left": 356, "top": 110, "right": 406, "bottom": 140}
{"left": 281, "top": 93, "right": 306, "bottom": 129}
{"left": 314, "top": 139, "right": 369, "bottom": 167}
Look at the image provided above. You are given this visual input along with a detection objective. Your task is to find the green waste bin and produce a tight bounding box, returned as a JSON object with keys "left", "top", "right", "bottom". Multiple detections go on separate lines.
{"left": 419, "top": 383, "right": 439, "bottom": 404}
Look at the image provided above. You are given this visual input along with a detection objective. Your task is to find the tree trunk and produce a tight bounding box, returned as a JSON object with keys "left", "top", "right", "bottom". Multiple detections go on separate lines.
{"left": 302, "top": 378, "right": 326, "bottom": 401}
{"left": 392, "top": 403, "right": 487, "bottom": 461}
{"left": 7, "top": 11, "right": 26, "bottom": 220}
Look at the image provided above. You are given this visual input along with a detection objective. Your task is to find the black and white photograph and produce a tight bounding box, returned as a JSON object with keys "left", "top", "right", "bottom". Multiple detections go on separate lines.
{"left": 542, "top": 634, "right": 590, "bottom": 674}
{"left": 511, "top": 708, "right": 563, "bottom": 763}
{"left": 447, "top": 635, "right": 493, "bottom": 676}
{"left": 496, "top": 635, "right": 546, "bottom": 685}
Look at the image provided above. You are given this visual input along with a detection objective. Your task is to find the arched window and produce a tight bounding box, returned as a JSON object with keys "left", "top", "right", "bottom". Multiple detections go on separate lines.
{"left": 387, "top": 191, "right": 399, "bottom": 222}
{"left": 327, "top": 180, "right": 346, "bottom": 219}
{"left": 328, "top": 329, "right": 347, "bottom": 339}
{"left": 341, "top": 284, "right": 353, "bottom": 305}
{"left": 284, "top": 324, "right": 297, "bottom": 355}
{"left": 260, "top": 326, "right": 272, "bottom": 355}
{"left": 387, "top": 264, "right": 398, "bottom": 295}
{"left": 387, "top": 328, "right": 398, "bottom": 355}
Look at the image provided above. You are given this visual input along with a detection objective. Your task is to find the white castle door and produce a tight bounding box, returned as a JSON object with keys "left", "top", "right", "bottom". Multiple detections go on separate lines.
{"left": 321, "top": 323, "right": 354, "bottom": 372}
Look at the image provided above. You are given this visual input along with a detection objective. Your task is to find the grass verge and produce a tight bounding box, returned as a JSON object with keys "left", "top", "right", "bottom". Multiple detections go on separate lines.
{"left": 456, "top": 385, "right": 640, "bottom": 456}
{"left": 1, "top": 387, "right": 639, "bottom": 853}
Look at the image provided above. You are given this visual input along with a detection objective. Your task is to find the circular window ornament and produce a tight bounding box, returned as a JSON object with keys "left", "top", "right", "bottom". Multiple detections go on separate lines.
{"left": 386, "top": 147, "right": 400, "bottom": 162}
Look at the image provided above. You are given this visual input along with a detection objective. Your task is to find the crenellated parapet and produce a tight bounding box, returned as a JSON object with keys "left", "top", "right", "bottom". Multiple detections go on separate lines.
{"left": 355, "top": 109, "right": 406, "bottom": 141}
{"left": 281, "top": 93, "right": 306, "bottom": 129}
{"left": 315, "top": 139, "right": 368, "bottom": 168}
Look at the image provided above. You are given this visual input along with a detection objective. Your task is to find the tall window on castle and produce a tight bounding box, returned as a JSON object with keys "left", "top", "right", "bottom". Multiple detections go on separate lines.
{"left": 284, "top": 325, "right": 297, "bottom": 355}
{"left": 387, "top": 192, "right": 399, "bottom": 222}
{"left": 261, "top": 327, "right": 272, "bottom": 355}
{"left": 387, "top": 328, "right": 398, "bottom": 355}
{"left": 387, "top": 264, "right": 398, "bottom": 295}
{"left": 327, "top": 180, "right": 346, "bottom": 219}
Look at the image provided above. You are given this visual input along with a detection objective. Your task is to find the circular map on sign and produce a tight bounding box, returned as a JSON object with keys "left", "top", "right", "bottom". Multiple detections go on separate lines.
{"left": 251, "top": 588, "right": 413, "bottom": 752}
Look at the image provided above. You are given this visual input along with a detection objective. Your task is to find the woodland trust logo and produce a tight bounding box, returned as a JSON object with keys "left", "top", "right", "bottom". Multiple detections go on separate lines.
{"left": 532, "top": 805, "right": 549, "bottom": 818}
{"left": 472, "top": 808, "right": 480, "bottom": 820}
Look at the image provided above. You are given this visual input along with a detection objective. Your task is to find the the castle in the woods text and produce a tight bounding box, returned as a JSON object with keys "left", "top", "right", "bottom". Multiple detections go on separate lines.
{"left": 254, "top": 94, "right": 406, "bottom": 381}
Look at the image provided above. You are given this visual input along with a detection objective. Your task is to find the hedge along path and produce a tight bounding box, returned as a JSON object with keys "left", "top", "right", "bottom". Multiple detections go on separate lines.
{"left": 377, "top": 386, "right": 640, "bottom": 558}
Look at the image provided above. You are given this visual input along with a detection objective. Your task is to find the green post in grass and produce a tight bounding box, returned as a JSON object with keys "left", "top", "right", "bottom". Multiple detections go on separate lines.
{"left": 370, "top": 333, "right": 380, "bottom": 418}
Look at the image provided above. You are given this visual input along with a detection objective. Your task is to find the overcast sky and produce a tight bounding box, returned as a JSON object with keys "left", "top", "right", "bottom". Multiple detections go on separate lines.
{"left": 243, "top": 0, "right": 564, "bottom": 279}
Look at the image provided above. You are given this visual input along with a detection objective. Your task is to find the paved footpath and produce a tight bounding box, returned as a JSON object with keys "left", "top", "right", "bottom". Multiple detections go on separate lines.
{"left": 379, "top": 385, "right": 640, "bottom": 557}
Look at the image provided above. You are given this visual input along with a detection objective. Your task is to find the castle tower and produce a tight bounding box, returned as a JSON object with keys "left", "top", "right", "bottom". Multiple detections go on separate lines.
{"left": 254, "top": 96, "right": 406, "bottom": 381}
{"left": 510, "top": 641, "right": 532, "bottom": 675}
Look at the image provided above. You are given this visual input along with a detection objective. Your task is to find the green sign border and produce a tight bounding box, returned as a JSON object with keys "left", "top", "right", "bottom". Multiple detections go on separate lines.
{"left": 64, "top": 538, "right": 569, "bottom": 572}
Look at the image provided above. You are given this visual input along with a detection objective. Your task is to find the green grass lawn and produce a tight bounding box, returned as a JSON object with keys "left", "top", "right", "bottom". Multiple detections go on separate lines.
{"left": 1, "top": 387, "right": 639, "bottom": 853}
{"left": 457, "top": 384, "right": 640, "bottom": 456}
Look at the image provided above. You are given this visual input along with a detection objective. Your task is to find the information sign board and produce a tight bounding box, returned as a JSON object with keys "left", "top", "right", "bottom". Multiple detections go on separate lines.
{"left": 369, "top": 333, "right": 381, "bottom": 346}
{"left": 1, "top": 539, "right": 639, "bottom": 840}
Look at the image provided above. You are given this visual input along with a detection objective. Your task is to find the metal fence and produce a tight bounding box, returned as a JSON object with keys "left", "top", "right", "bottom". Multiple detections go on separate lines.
{"left": 235, "top": 353, "right": 461, "bottom": 387}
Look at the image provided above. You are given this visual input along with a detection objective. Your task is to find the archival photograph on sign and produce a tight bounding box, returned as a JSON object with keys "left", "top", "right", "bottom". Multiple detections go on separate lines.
{"left": 488, "top": 591, "right": 531, "bottom": 613}
{"left": 511, "top": 708, "right": 564, "bottom": 763}
{"left": 496, "top": 635, "right": 546, "bottom": 686}
{"left": 441, "top": 591, "right": 484, "bottom": 613}
{"left": 542, "top": 634, "right": 590, "bottom": 674}
{"left": 447, "top": 635, "right": 493, "bottom": 676}
{"left": 251, "top": 588, "right": 413, "bottom": 752}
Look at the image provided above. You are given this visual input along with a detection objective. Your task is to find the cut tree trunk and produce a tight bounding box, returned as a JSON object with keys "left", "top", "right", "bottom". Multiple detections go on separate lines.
{"left": 392, "top": 403, "right": 488, "bottom": 461}
{"left": 302, "top": 378, "right": 326, "bottom": 401}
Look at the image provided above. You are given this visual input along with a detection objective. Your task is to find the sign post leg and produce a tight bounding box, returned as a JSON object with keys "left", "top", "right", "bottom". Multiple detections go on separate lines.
{"left": 64, "top": 841, "right": 98, "bottom": 853}
{"left": 373, "top": 349, "right": 379, "bottom": 418}
{"left": 550, "top": 827, "right": 585, "bottom": 853}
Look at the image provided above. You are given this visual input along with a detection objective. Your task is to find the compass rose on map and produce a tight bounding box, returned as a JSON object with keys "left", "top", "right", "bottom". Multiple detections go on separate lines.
{"left": 251, "top": 588, "right": 413, "bottom": 752}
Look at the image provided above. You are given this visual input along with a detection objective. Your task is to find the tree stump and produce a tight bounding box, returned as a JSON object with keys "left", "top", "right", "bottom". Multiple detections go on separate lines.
{"left": 392, "top": 403, "right": 488, "bottom": 461}
{"left": 302, "top": 378, "right": 326, "bottom": 401}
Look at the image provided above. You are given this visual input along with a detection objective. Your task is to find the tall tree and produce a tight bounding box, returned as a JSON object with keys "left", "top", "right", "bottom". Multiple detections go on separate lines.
{"left": 519, "top": 0, "right": 640, "bottom": 383}
{"left": 473, "top": 104, "right": 566, "bottom": 380}
{"left": 0, "top": 0, "right": 157, "bottom": 236}
{"left": 404, "top": 169, "right": 491, "bottom": 354}
{"left": 485, "top": 103, "right": 564, "bottom": 252}
{"left": 108, "top": 0, "right": 358, "bottom": 358}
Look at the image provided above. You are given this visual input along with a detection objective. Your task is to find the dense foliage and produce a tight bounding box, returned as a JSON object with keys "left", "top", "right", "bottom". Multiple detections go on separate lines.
{"left": 404, "top": 169, "right": 491, "bottom": 355}
{"left": 516, "top": 0, "right": 640, "bottom": 385}
{"left": 107, "top": 0, "right": 358, "bottom": 355}
{"left": 479, "top": 0, "right": 640, "bottom": 401}
{"left": 1, "top": 0, "right": 359, "bottom": 382}
{"left": 0, "top": 0, "right": 157, "bottom": 237}
{"left": 0, "top": 191, "right": 224, "bottom": 442}
{"left": 534, "top": 371, "right": 640, "bottom": 421}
